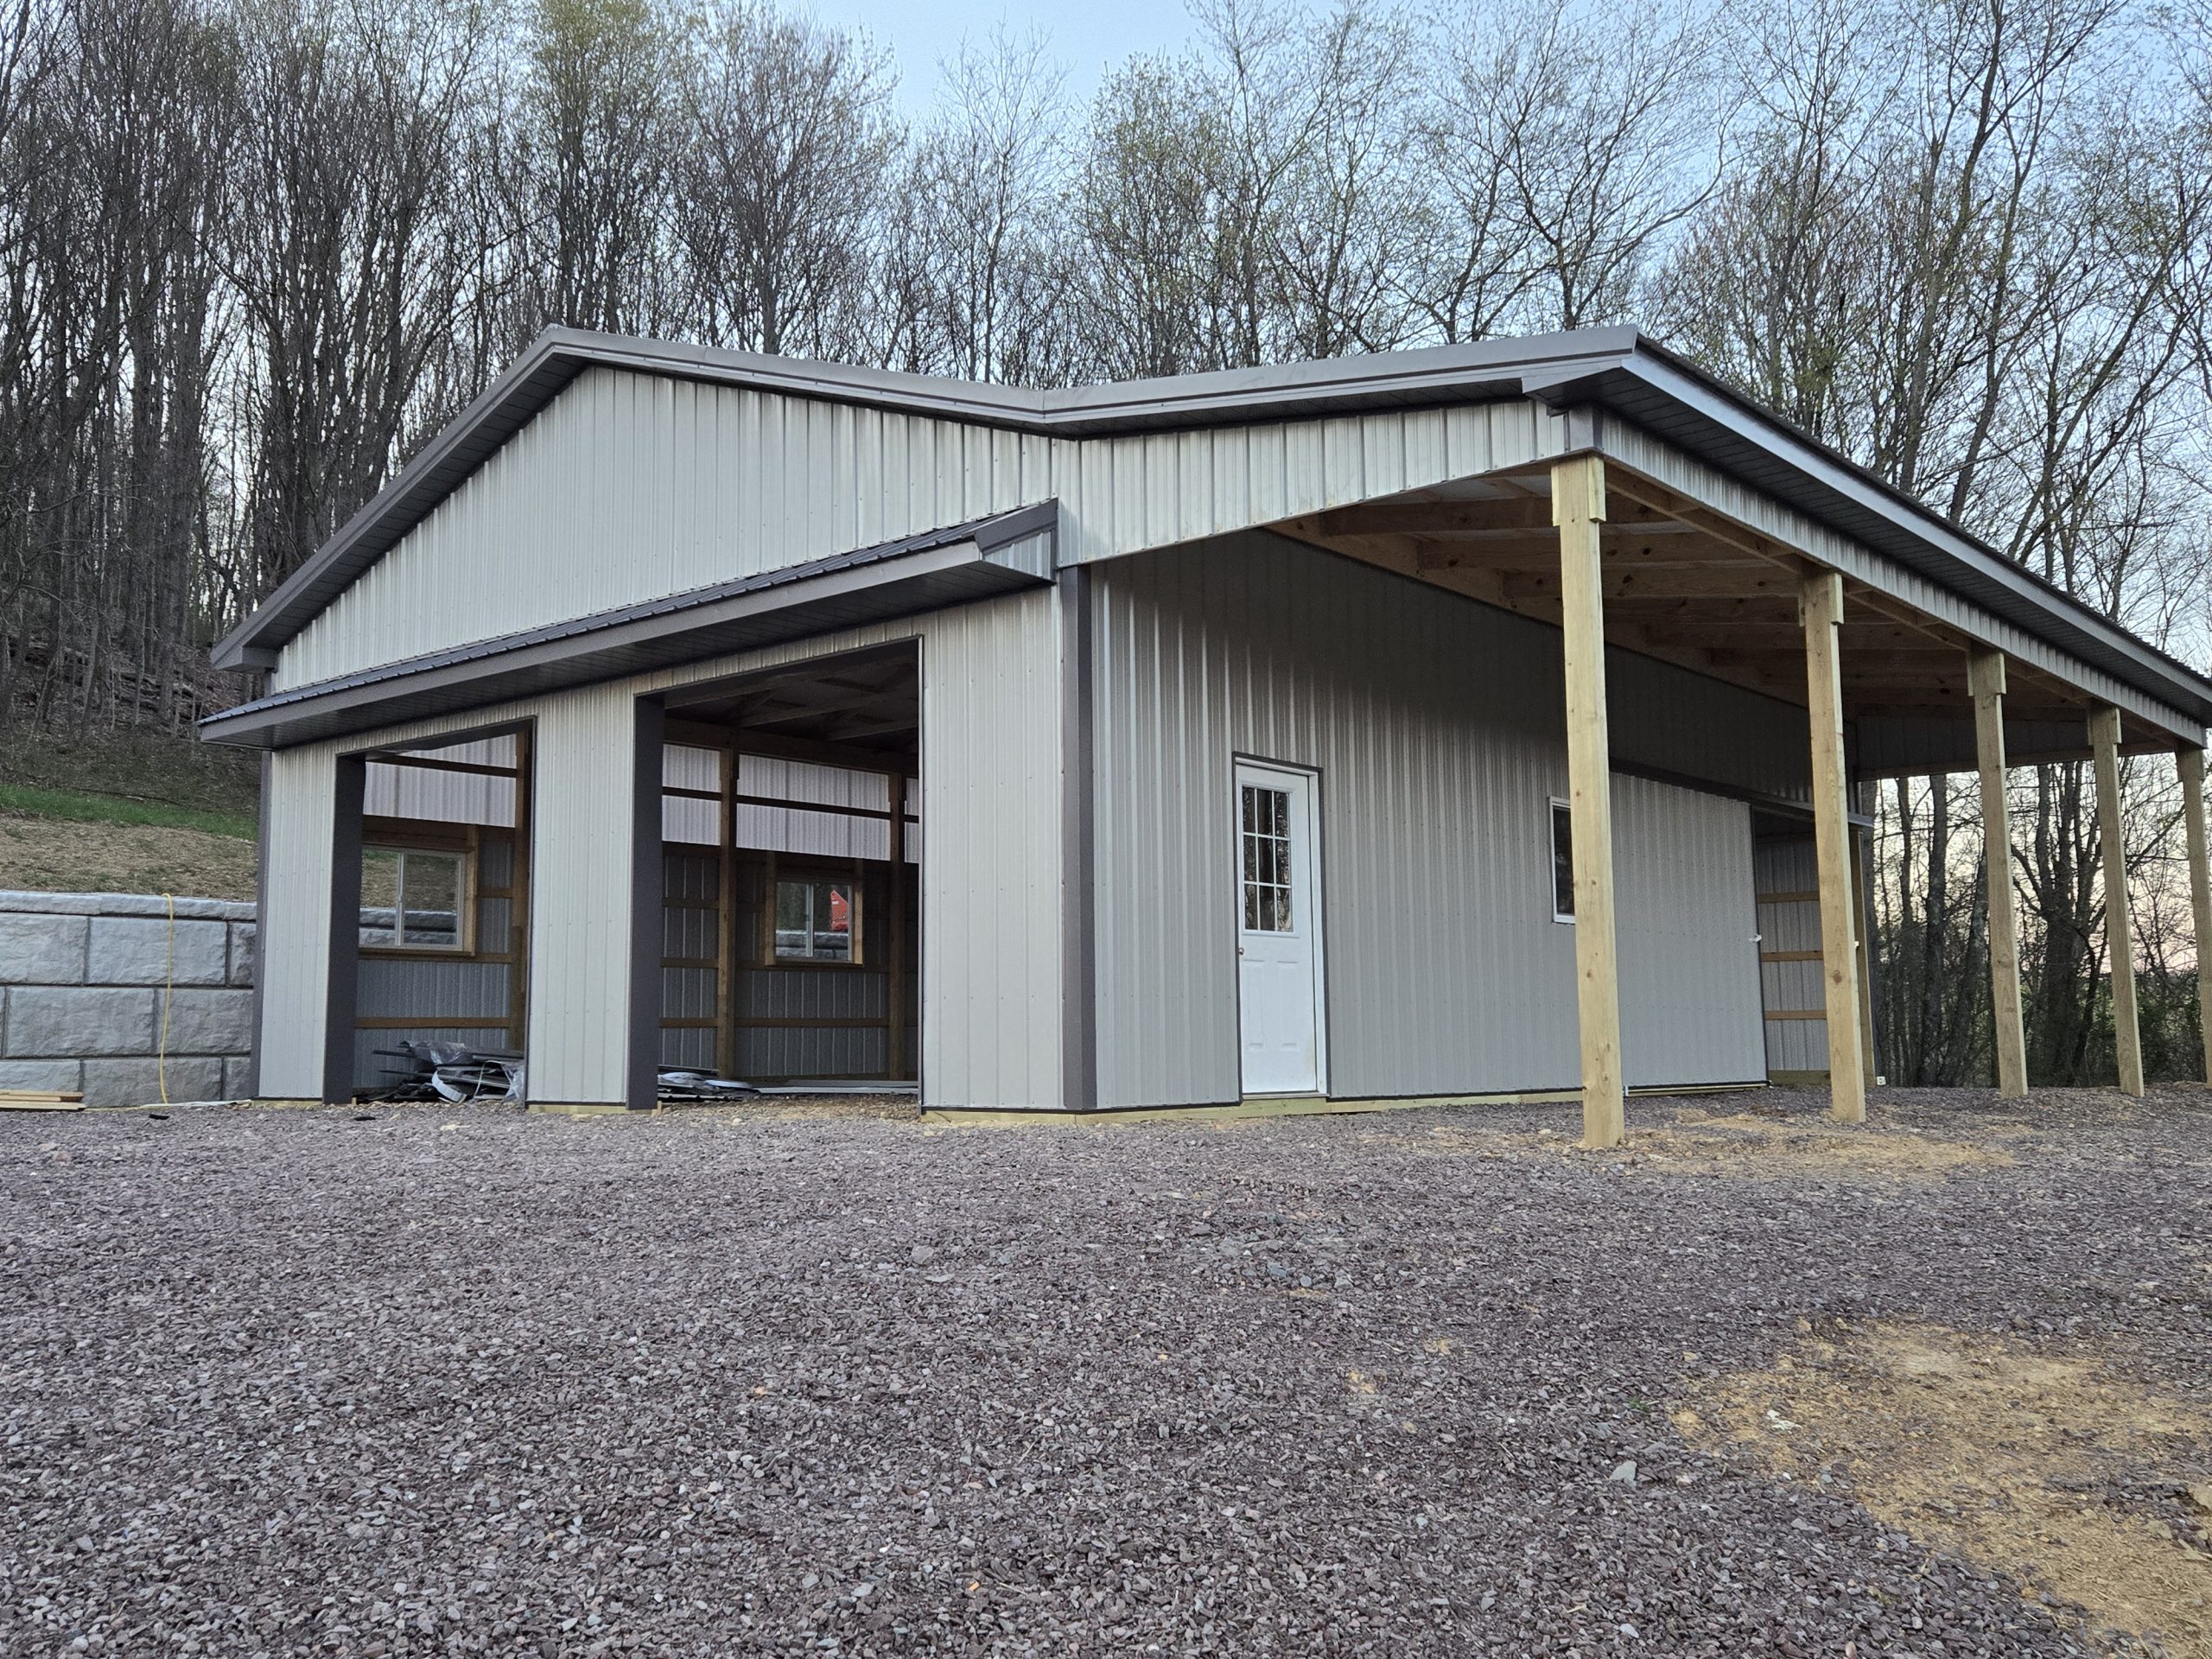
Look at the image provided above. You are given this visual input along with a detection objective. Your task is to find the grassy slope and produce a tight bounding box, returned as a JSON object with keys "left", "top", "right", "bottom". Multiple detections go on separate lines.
{"left": 0, "top": 727, "right": 258, "bottom": 900}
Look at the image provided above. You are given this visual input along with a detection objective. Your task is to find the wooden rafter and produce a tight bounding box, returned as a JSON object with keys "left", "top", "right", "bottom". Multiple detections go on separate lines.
{"left": 1269, "top": 464, "right": 2140, "bottom": 734}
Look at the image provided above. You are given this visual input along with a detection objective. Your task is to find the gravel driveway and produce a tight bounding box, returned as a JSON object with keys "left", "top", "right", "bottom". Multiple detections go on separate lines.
{"left": 3, "top": 1088, "right": 2209, "bottom": 1656}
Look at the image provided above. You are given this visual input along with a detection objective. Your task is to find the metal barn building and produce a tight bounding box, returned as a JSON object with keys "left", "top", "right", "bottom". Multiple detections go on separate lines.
{"left": 202, "top": 327, "right": 2212, "bottom": 1142}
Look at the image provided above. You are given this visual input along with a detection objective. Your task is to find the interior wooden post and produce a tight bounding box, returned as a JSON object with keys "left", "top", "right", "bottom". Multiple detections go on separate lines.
{"left": 1850, "top": 825, "right": 1877, "bottom": 1082}
{"left": 886, "top": 770, "right": 907, "bottom": 1083}
{"left": 715, "top": 746, "right": 737, "bottom": 1080}
{"left": 1553, "top": 452, "right": 1624, "bottom": 1149}
{"left": 1802, "top": 570, "right": 1866, "bottom": 1122}
{"left": 1969, "top": 649, "right": 2027, "bottom": 1098}
{"left": 2179, "top": 746, "right": 2212, "bottom": 1085}
{"left": 2090, "top": 706, "right": 2145, "bottom": 1096}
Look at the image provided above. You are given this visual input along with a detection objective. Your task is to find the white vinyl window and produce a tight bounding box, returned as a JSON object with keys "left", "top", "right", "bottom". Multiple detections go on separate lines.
{"left": 1549, "top": 799, "right": 1574, "bottom": 922}
{"left": 360, "top": 849, "right": 470, "bottom": 950}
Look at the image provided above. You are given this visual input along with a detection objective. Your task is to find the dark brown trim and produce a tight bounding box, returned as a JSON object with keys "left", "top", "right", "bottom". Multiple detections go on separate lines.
{"left": 508, "top": 722, "right": 535, "bottom": 1056}
{"left": 1058, "top": 564, "right": 1096, "bottom": 1111}
{"left": 323, "top": 755, "right": 367, "bottom": 1103}
{"left": 247, "top": 752, "right": 270, "bottom": 1098}
{"left": 629, "top": 696, "right": 666, "bottom": 1110}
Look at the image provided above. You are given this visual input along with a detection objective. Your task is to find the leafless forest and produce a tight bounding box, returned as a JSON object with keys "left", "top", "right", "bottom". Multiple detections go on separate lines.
{"left": 3, "top": 0, "right": 2209, "bottom": 1085}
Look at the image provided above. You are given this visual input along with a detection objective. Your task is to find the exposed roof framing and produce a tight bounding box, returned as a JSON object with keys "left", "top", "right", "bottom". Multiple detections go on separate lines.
{"left": 210, "top": 323, "right": 2212, "bottom": 741}
{"left": 1274, "top": 466, "right": 2178, "bottom": 759}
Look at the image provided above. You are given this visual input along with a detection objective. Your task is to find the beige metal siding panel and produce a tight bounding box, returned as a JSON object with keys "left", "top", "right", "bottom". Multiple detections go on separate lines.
{"left": 257, "top": 747, "right": 337, "bottom": 1096}
{"left": 918, "top": 588, "right": 1065, "bottom": 1108}
{"left": 1093, "top": 531, "right": 1574, "bottom": 1105}
{"left": 276, "top": 368, "right": 1050, "bottom": 690}
{"left": 1612, "top": 775, "right": 1767, "bottom": 1086}
{"left": 1092, "top": 531, "right": 1778, "bottom": 1106}
{"left": 524, "top": 683, "right": 638, "bottom": 1103}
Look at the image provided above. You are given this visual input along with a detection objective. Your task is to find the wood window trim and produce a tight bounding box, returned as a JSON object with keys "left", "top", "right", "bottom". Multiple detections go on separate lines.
{"left": 359, "top": 841, "right": 478, "bottom": 957}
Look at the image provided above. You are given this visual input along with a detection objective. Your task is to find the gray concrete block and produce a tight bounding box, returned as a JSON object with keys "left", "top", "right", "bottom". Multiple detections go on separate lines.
{"left": 156, "top": 988, "right": 256, "bottom": 1056}
{"left": 82, "top": 1055, "right": 224, "bottom": 1108}
{"left": 221, "top": 1053, "right": 257, "bottom": 1099}
{"left": 0, "top": 912, "right": 88, "bottom": 985}
{"left": 3, "top": 987, "right": 155, "bottom": 1057}
{"left": 0, "top": 1058, "right": 83, "bottom": 1092}
{"left": 88, "top": 916, "right": 230, "bottom": 987}
{"left": 227, "top": 921, "right": 258, "bottom": 987}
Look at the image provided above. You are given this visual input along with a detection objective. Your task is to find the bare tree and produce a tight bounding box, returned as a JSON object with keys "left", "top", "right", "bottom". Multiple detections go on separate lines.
{"left": 671, "top": 0, "right": 895, "bottom": 361}
{"left": 883, "top": 29, "right": 1070, "bottom": 384}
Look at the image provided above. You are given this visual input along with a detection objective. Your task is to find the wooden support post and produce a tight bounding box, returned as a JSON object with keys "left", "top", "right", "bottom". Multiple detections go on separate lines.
{"left": 715, "top": 747, "right": 738, "bottom": 1079}
{"left": 1969, "top": 649, "right": 2027, "bottom": 1098}
{"left": 2178, "top": 746, "right": 2212, "bottom": 1084}
{"left": 887, "top": 772, "right": 908, "bottom": 1083}
{"left": 2090, "top": 707, "right": 2144, "bottom": 1096}
{"left": 1553, "top": 454, "right": 1624, "bottom": 1149}
{"left": 1802, "top": 571, "right": 1866, "bottom": 1122}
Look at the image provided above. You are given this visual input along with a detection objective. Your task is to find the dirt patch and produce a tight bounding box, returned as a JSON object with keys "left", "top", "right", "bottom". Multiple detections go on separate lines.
{"left": 1389, "top": 1104, "right": 2015, "bottom": 1179}
{"left": 1640, "top": 1108, "right": 2019, "bottom": 1176}
{"left": 677, "top": 1092, "right": 921, "bottom": 1124}
{"left": 0, "top": 810, "right": 256, "bottom": 900}
{"left": 1676, "top": 1321, "right": 2212, "bottom": 1655}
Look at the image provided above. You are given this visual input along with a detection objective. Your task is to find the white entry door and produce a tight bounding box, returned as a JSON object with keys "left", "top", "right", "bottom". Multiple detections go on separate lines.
{"left": 1236, "top": 761, "right": 1325, "bottom": 1096}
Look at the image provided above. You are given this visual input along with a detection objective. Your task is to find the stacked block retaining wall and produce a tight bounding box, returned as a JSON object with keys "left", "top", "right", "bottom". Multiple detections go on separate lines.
{"left": 0, "top": 892, "right": 256, "bottom": 1105}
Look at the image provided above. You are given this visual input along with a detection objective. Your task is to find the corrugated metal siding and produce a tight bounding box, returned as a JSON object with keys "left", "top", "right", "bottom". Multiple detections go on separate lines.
{"left": 358, "top": 957, "right": 510, "bottom": 1021}
{"left": 365, "top": 735, "right": 518, "bottom": 824}
{"left": 280, "top": 367, "right": 1058, "bottom": 688}
{"left": 273, "top": 371, "right": 1555, "bottom": 692}
{"left": 1090, "top": 531, "right": 1774, "bottom": 1105}
{"left": 1612, "top": 775, "right": 1767, "bottom": 1086}
{"left": 1610, "top": 655, "right": 1809, "bottom": 805}
{"left": 257, "top": 747, "right": 338, "bottom": 1096}
{"left": 918, "top": 588, "right": 1064, "bottom": 1107}
{"left": 524, "top": 683, "right": 639, "bottom": 1103}
{"left": 1756, "top": 837, "right": 1828, "bottom": 1073}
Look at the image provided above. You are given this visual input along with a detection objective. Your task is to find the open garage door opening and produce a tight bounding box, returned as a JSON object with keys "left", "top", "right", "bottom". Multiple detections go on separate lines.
{"left": 346, "top": 726, "right": 534, "bottom": 1103}
{"left": 658, "top": 645, "right": 920, "bottom": 1095}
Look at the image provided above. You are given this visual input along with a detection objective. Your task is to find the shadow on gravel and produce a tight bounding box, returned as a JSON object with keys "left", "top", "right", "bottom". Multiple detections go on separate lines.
{"left": 1676, "top": 1319, "right": 2212, "bottom": 1657}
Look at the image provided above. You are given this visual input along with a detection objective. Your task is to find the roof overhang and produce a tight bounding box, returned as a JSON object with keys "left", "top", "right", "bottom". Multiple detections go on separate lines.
{"left": 208, "top": 323, "right": 2212, "bottom": 735}
{"left": 200, "top": 504, "right": 1056, "bottom": 750}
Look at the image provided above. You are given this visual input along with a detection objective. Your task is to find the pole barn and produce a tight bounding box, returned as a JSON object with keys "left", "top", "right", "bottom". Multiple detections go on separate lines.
{"left": 202, "top": 327, "right": 2212, "bottom": 1139}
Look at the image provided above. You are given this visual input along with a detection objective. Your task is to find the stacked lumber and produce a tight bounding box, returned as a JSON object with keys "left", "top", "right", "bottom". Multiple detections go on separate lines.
{"left": 0, "top": 1090, "right": 85, "bottom": 1111}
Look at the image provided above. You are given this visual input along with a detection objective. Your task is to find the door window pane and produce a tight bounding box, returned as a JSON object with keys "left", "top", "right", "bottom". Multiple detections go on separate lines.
{"left": 1241, "top": 785, "right": 1293, "bottom": 933}
{"left": 1551, "top": 800, "right": 1575, "bottom": 921}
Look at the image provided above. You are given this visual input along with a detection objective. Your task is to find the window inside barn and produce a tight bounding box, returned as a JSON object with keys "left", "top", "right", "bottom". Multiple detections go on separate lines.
{"left": 360, "top": 849, "right": 471, "bottom": 951}
{"left": 774, "top": 876, "right": 857, "bottom": 963}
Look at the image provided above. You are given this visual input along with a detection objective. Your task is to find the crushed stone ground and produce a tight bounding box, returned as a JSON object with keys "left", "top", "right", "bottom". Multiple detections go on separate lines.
{"left": 3, "top": 1084, "right": 2209, "bottom": 1656}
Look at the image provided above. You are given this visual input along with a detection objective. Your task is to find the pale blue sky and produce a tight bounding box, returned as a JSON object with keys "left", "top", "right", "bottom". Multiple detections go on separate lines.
{"left": 804, "top": 0, "right": 1207, "bottom": 113}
